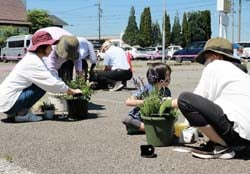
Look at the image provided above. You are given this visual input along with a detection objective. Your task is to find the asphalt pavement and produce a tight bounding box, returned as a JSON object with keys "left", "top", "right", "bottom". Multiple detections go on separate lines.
{"left": 1, "top": 61, "right": 250, "bottom": 174}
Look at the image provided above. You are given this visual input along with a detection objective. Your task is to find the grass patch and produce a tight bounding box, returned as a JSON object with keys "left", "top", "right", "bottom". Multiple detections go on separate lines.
{"left": 4, "top": 155, "right": 13, "bottom": 162}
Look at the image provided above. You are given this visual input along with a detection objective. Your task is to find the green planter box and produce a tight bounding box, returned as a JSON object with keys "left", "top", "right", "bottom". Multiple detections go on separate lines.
{"left": 141, "top": 114, "right": 176, "bottom": 147}
{"left": 66, "top": 99, "right": 88, "bottom": 120}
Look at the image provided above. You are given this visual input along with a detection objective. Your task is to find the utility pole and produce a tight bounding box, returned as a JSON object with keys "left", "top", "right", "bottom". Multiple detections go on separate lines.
{"left": 217, "top": 0, "right": 230, "bottom": 39}
{"left": 238, "top": 0, "right": 241, "bottom": 42}
{"left": 162, "top": 0, "right": 166, "bottom": 63}
{"left": 231, "top": 0, "right": 234, "bottom": 42}
{"left": 97, "top": 0, "right": 102, "bottom": 41}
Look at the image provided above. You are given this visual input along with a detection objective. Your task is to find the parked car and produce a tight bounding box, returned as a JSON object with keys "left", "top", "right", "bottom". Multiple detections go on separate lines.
{"left": 144, "top": 46, "right": 163, "bottom": 60}
{"left": 172, "top": 41, "right": 206, "bottom": 63}
{"left": 167, "top": 45, "right": 182, "bottom": 58}
{"left": 0, "top": 34, "right": 32, "bottom": 63}
{"left": 124, "top": 46, "right": 150, "bottom": 60}
{"left": 236, "top": 41, "right": 250, "bottom": 59}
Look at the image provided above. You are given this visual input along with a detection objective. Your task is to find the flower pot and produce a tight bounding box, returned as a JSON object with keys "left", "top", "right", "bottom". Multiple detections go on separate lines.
{"left": 44, "top": 110, "right": 55, "bottom": 120}
{"left": 47, "top": 93, "right": 67, "bottom": 112}
{"left": 141, "top": 114, "right": 176, "bottom": 147}
{"left": 66, "top": 98, "right": 88, "bottom": 120}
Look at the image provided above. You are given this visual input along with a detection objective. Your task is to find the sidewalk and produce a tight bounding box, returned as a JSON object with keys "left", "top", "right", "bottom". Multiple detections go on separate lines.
{"left": 0, "top": 61, "right": 250, "bottom": 174}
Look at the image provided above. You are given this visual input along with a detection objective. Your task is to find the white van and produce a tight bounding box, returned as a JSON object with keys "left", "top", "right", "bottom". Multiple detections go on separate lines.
{"left": 237, "top": 41, "right": 250, "bottom": 59}
{"left": 0, "top": 34, "right": 32, "bottom": 62}
{"left": 167, "top": 45, "right": 182, "bottom": 58}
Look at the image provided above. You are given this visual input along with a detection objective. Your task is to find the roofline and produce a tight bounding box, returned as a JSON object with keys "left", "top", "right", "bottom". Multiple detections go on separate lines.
{"left": 0, "top": 20, "right": 31, "bottom": 26}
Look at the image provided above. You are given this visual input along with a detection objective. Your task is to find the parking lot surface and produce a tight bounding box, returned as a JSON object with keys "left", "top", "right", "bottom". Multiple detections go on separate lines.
{"left": 1, "top": 61, "right": 250, "bottom": 174}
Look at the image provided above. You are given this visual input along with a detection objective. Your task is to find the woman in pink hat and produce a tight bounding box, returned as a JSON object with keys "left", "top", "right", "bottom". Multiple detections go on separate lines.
{"left": 0, "top": 31, "right": 82, "bottom": 122}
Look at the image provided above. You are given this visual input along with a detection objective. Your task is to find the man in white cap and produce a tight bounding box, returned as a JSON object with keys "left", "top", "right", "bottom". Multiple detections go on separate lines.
{"left": 90, "top": 40, "right": 132, "bottom": 91}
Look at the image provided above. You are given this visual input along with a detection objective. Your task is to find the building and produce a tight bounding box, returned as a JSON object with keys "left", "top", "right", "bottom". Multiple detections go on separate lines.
{"left": 49, "top": 15, "right": 68, "bottom": 28}
{"left": 0, "top": 0, "right": 68, "bottom": 35}
{"left": 0, "top": 0, "right": 31, "bottom": 34}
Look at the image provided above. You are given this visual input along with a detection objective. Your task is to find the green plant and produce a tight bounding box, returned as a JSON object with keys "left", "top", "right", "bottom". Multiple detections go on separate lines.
{"left": 4, "top": 155, "right": 13, "bottom": 163}
{"left": 139, "top": 91, "right": 161, "bottom": 116}
{"left": 41, "top": 101, "right": 55, "bottom": 111}
{"left": 63, "top": 76, "right": 93, "bottom": 101}
{"left": 139, "top": 88, "right": 177, "bottom": 118}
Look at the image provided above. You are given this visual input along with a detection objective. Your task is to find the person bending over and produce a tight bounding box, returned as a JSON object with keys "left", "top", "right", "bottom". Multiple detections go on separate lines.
{"left": 161, "top": 37, "right": 250, "bottom": 159}
{"left": 0, "top": 31, "right": 82, "bottom": 122}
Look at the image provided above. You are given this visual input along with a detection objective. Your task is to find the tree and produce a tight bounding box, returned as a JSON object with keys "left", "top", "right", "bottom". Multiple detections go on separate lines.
{"left": 139, "top": 7, "right": 153, "bottom": 47}
{"left": 0, "top": 26, "right": 22, "bottom": 47}
{"left": 187, "top": 10, "right": 211, "bottom": 42}
{"left": 170, "top": 12, "right": 183, "bottom": 46}
{"left": 152, "top": 20, "right": 162, "bottom": 46}
{"left": 164, "top": 11, "right": 171, "bottom": 47}
{"left": 27, "top": 9, "right": 53, "bottom": 34}
{"left": 122, "top": 6, "right": 139, "bottom": 46}
{"left": 201, "top": 10, "right": 211, "bottom": 40}
{"left": 182, "top": 12, "right": 191, "bottom": 47}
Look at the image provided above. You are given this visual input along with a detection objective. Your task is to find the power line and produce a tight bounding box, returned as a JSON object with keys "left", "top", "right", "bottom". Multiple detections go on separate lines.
{"left": 51, "top": 4, "right": 95, "bottom": 14}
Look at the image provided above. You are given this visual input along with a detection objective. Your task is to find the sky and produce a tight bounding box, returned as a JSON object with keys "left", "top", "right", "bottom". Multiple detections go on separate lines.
{"left": 26, "top": 0, "right": 250, "bottom": 42}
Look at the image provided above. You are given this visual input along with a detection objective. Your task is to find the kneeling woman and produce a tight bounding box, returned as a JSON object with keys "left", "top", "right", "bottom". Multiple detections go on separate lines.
{"left": 0, "top": 31, "right": 82, "bottom": 122}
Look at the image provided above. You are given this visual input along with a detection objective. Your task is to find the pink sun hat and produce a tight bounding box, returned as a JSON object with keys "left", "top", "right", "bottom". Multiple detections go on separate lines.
{"left": 28, "top": 31, "right": 57, "bottom": 52}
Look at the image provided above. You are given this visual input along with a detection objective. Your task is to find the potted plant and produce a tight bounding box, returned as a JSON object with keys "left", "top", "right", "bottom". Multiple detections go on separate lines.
{"left": 64, "top": 76, "right": 93, "bottom": 120}
{"left": 41, "top": 101, "right": 56, "bottom": 120}
{"left": 46, "top": 92, "right": 67, "bottom": 114}
{"left": 139, "top": 88, "right": 177, "bottom": 147}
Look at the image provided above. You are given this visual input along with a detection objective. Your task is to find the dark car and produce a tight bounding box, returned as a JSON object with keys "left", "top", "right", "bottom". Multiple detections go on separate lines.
{"left": 172, "top": 41, "right": 206, "bottom": 63}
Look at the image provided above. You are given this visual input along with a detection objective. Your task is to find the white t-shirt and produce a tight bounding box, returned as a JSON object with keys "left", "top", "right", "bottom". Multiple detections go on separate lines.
{"left": 194, "top": 60, "right": 250, "bottom": 140}
{"left": 74, "top": 37, "right": 97, "bottom": 71}
{"left": 103, "top": 46, "right": 130, "bottom": 70}
{"left": 0, "top": 52, "right": 68, "bottom": 112}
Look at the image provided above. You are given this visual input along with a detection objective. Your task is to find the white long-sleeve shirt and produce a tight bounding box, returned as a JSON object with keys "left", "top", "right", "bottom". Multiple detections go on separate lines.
{"left": 194, "top": 60, "right": 250, "bottom": 140}
{"left": 0, "top": 52, "right": 68, "bottom": 112}
{"left": 74, "top": 37, "right": 97, "bottom": 71}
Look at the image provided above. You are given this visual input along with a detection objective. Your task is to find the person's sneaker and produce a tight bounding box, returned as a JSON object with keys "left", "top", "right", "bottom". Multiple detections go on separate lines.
{"left": 109, "top": 82, "right": 124, "bottom": 91}
{"left": 192, "top": 140, "right": 216, "bottom": 152}
{"left": 191, "top": 143, "right": 235, "bottom": 159}
{"left": 15, "top": 111, "right": 43, "bottom": 122}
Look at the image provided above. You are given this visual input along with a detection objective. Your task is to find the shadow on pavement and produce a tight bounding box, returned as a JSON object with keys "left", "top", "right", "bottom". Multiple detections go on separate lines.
{"left": 1, "top": 113, "right": 107, "bottom": 123}
{"left": 123, "top": 87, "right": 137, "bottom": 91}
{"left": 235, "top": 147, "right": 250, "bottom": 160}
{"left": 1, "top": 117, "right": 15, "bottom": 123}
{"left": 88, "top": 102, "right": 106, "bottom": 110}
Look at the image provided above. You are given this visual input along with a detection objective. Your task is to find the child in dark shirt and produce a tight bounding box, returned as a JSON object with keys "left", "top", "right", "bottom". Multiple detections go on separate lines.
{"left": 122, "top": 63, "right": 172, "bottom": 134}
